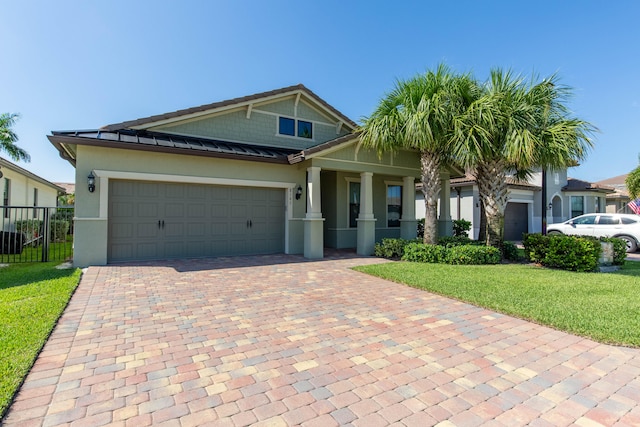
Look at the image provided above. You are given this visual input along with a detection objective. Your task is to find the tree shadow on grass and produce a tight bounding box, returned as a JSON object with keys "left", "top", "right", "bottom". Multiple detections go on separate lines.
{"left": 0, "top": 263, "right": 78, "bottom": 290}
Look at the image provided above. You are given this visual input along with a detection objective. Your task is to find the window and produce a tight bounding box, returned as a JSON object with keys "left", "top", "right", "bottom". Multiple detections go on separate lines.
{"left": 622, "top": 217, "right": 639, "bottom": 225}
{"left": 570, "top": 196, "right": 583, "bottom": 218}
{"left": 349, "top": 182, "right": 360, "bottom": 228}
{"left": 278, "top": 117, "right": 295, "bottom": 136}
{"left": 33, "top": 188, "right": 38, "bottom": 215}
{"left": 297, "top": 120, "right": 312, "bottom": 139}
{"left": 3, "top": 179, "right": 9, "bottom": 218}
{"left": 572, "top": 215, "right": 595, "bottom": 225}
{"left": 278, "top": 117, "right": 313, "bottom": 139}
{"left": 595, "top": 197, "right": 602, "bottom": 213}
{"left": 598, "top": 215, "right": 618, "bottom": 225}
{"left": 387, "top": 185, "right": 402, "bottom": 227}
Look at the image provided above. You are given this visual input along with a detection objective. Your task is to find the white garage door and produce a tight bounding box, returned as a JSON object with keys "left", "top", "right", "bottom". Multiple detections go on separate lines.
{"left": 108, "top": 180, "right": 285, "bottom": 263}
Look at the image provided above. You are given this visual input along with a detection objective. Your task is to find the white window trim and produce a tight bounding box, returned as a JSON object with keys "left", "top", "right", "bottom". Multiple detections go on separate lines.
{"left": 276, "top": 115, "right": 315, "bottom": 141}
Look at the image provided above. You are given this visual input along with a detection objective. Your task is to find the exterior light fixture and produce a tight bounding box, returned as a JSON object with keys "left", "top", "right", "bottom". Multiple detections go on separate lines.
{"left": 548, "top": 202, "right": 552, "bottom": 210}
{"left": 295, "top": 185, "right": 303, "bottom": 200}
{"left": 88, "top": 171, "right": 96, "bottom": 193}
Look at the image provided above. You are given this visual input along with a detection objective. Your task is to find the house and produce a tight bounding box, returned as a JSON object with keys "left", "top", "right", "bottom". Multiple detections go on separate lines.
{"left": 594, "top": 174, "right": 633, "bottom": 214}
{"left": 416, "top": 169, "right": 613, "bottom": 240}
{"left": 49, "top": 84, "right": 460, "bottom": 267}
{"left": 1, "top": 156, "right": 66, "bottom": 229}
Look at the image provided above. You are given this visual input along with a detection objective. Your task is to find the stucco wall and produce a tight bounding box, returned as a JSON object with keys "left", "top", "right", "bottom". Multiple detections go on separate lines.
{"left": 1, "top": 169, "right": 59, "bottom": 207}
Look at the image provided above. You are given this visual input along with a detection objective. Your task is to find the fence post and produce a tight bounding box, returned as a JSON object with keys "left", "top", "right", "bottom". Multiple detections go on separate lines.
{"left": 42, "top": 208, "right": 50, "bottom": 262}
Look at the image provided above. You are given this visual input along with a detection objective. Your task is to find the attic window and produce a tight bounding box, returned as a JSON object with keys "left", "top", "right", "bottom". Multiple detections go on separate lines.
{"left": 278, "top": 117, "right": 312, "bottom": 139}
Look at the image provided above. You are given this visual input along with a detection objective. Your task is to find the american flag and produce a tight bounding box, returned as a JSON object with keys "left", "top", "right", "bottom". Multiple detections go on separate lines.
{"left": 629, "top": 198, "right": 640, "bottom": 215}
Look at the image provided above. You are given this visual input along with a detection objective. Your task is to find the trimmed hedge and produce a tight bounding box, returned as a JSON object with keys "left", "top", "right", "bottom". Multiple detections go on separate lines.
{"left": 401, "top": 242, "right": 500, "bottom": 265}
{"left": 523, "top": 233, "right": 627, "bottom": 272}
{"left": 373, "top": 238, "right": 420, "bottom": 259}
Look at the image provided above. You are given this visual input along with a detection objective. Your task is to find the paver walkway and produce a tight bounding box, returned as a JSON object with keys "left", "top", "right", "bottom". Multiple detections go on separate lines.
{"left": 4, "top": 253, "right": 640, "bottom": 426}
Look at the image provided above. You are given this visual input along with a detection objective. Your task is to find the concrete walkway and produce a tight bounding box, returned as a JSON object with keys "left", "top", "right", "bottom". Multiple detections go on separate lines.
{"left": 4, "top": 253, "right": 640, "bottom": 426}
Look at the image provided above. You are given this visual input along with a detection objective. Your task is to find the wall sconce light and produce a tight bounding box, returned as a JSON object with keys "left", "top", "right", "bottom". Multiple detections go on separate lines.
{"left": 0, "top": 166, "right": 3, "bottom": 179}
{"left": 548, "top": 203, "right": 552, "bottom": 210}
{"left": 295, "top": 185, "right": 303, "bottom": 200}
{"left": 88, "top": 171, "right": 96, "bottom": 193}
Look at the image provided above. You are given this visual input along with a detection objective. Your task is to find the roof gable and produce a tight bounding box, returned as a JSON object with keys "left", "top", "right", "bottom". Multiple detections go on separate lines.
{"left": 102, "top": 84, "right": 357, "bottom": 133}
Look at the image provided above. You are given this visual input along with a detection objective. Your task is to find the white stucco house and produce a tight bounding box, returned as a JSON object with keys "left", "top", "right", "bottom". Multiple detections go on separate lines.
{"left": 416, "top": 169, "right": 614, "bottom": 241}
{"left": 1, "top": 156, "right": 66, "bottom": 230}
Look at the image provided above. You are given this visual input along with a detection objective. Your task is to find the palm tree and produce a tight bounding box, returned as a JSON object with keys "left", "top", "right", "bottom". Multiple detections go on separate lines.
{"left": 453, "top": 70, "right": 594, "bottom": 249}
{"left": 626, "top": 154, "right": 640, "bottom": 199}
{"left": 359, "top": 64, "right": 478, "bottom": 244}
{"left": 0, "top": 113, "right": 30, "bottom": 162}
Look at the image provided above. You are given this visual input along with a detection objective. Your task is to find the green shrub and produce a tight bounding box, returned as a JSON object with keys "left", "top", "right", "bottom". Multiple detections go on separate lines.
{"left": 544, "top": 235, "right": 600, "bottom": 272}
{"left": 15, "top": 219, "right": 69, "bottom": 243}
{"left": 50, "top": 220, "right": 70, "bottom": 242}
{"left": 452, "top": 219, "right": 472, "bottom": 237}
{"left": 600, "top": 237, "right": 627, "bottom": 265}
{"left": 438, "top": 235, "right": 480, "bottom": 247}
{"left": 502, "top": 241, "right": 519, "bottom": 261}
{"left": 401, "top": 242, "right": 447, "bottom": 263}
{"left": 522, "top": 233, "right": 549, "bottom": 263}
{"left": 446, "top": 245, "right": 501, "bottom": 265}
{"left": 374, "top": 238, "right": 416, "bottom": 259}
{"left": 417, "top": 218, "right": 425, "bottom": 239}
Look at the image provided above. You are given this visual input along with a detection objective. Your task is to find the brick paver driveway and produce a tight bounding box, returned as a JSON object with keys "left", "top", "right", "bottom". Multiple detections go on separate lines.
{"left": 4, "top": 253, "right": 640, "bottom": 426}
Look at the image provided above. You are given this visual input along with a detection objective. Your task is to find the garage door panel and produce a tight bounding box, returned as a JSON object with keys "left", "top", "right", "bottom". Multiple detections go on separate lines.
{"left": 165, "top": 183, "right": 185, "bottom": 198}
{"left": 136, "top": 223, "right": 159, "bottom": 239}
{"left": 109, "top": 180, "right": 285, "bottom": 262}
{"left": 137, "top": 203, "right": 159, "bottom": 217}
{"left": 164, "top": 203, "right": 184, "bottom": 217}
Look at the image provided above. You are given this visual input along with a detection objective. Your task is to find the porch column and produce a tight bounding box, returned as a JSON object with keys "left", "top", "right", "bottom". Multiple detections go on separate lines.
{"left": 400, "top": 176, "right": 418, "bottom": 240}
{"left": 304, "top": 166, "right": 324, "bottom": 259}
{"left": 437, "top": 171, "right": 453, "bottom": 237}
{"left": 357, "top": 172, "right": 376, "bottom": 255}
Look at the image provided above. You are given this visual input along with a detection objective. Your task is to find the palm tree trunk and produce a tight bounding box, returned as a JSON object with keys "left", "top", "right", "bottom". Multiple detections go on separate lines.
{"left": 475, "top": 159, "right": 509, "bottom": 250}
{"left": 478, "top": 199, "right": 486, "bottom": 242}
{"left": 420, "top": 150, "right": 442, "bottom": 244}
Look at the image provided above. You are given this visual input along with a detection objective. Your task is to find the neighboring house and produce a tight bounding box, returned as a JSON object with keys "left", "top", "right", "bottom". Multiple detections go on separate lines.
{"left": 416, "top": 169, "right": 613, "bottom": 241}
{"left": 594, "top": 174, "right": 632, "bottom": 214}
{"left": 1, "top": 156, "right": 66, "bottom": 230}
{"left": 49, "top": 84, "right": 461, "bottom": 267}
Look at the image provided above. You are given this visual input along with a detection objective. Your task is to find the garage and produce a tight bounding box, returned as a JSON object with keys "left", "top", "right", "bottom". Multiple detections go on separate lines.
{"left": 504, "top": 202, "right": 529, "bottom": 241}
{"left": 108, "top": 180, "right": 285, "bottom": 262}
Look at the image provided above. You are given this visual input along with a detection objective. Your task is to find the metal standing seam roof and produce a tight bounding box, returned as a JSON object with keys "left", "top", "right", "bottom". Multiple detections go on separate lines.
{"left": 49, "top": 130, "right": 300, "bottom": 164}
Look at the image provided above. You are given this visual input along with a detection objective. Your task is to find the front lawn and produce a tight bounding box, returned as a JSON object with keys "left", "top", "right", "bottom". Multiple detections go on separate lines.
{"left": 0, "top": 263, "right": 81, "bottom": 417}
{"left": 354, "top": 261, "right": 640, "bottom": 348}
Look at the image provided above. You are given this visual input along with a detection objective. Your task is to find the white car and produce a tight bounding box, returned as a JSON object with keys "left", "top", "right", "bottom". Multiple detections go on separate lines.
{"left": 547, "top": 213, "right": 640, "bottom": 253}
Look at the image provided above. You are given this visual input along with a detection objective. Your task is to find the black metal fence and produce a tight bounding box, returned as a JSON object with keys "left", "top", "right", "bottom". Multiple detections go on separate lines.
{"left": 0, "top": 206, "right": 74, "bottom": 263}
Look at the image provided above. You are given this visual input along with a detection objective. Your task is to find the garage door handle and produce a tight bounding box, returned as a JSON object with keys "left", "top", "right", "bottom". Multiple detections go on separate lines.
{"left": 162, "top": 220, "right": 165, "bottom": 229}
{"left": 158, "top": 220, "right": 161, "bottom": 229}
{"left": 249, "top": 220, "right": 252, "bottom": 228}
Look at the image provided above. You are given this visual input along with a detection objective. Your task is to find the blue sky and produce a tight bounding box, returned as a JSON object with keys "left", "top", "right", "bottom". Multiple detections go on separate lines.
{"left": 2, "top": 1, "right": 639, "bottom": 185}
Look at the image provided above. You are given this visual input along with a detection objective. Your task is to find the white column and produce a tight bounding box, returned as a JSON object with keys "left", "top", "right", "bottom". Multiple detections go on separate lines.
{"left": 400, "top": 176, "right": 417, "bottom": 240}
{"left": 438, "top": 171, "right": 453, "bottom": 237}
{"left": 306, "top": 166, "right": 322, "bottom": 219}
{"left": 304, "top": 166, "right": 324, "bottom": 258}
{"left": 357, "top": 172, "right": 376, "bottom": 255}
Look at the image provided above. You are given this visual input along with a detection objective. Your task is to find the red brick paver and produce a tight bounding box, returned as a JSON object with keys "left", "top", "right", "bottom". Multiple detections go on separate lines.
{"left": 4, "top": 252, "right": 640, "bottom": 426}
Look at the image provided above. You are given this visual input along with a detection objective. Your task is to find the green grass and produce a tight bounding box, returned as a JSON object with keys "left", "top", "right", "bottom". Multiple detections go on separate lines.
{"left": 354, "top": 260, "right": 640, "bottom": 348}
{"left": 0, "top": 238, "right": 73, "bottom": 263}
{"left": 0, "top": 263, "right": 81, "bottom": 417}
